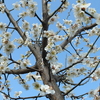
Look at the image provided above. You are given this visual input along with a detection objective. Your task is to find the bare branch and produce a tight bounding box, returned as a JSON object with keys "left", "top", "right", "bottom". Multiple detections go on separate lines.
{"left": 35, "top": 13, "right": 43, "bottom": 24}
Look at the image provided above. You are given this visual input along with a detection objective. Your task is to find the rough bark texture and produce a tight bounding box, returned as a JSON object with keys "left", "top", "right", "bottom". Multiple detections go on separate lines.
{"left": 39, "top": 65, "right": 65, "bottom": 100}
{"left": 40, "top": 0, "right": 65, "bottom": 100}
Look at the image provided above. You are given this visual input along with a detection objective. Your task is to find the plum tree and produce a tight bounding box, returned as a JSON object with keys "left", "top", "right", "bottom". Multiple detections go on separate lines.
{"left": 0, "top": 0, "right": 100, "bottom": 100}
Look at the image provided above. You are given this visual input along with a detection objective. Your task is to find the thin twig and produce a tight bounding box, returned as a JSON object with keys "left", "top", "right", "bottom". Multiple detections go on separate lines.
{"left": 64, "top": 61, "right": 100, "bottom": 96}
{"left": 48, "top": 0, "right": 66, "bottom": 19}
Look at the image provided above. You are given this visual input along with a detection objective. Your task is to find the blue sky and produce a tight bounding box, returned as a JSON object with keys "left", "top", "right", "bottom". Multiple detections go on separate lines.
{"left": 0, "top": 0, "right": 100, "bottom": 100}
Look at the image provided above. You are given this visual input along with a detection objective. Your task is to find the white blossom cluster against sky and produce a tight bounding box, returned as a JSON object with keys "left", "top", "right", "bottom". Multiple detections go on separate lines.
{"left": 0, "top": 0, "right": 100, "bottom": 100}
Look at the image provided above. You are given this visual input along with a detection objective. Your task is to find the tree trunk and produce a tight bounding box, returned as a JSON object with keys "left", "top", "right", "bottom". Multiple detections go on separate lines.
{"left": 39, "top": 64, "right": 65, "bottom": 100}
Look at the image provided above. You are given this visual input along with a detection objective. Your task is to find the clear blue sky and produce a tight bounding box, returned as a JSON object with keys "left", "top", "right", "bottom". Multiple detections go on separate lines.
{"left": 0, "top": 0, "right": 100, "bottom": 100}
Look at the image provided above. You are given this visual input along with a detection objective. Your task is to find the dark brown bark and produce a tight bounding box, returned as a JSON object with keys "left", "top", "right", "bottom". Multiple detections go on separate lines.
{"left": 42, "top": 0, "right": 49, "bottom": 62}
{"left": 39, "top": 0, "right": 65, "bottom": 100}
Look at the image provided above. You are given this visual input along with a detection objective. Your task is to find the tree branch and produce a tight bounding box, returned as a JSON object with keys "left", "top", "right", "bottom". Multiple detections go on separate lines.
{"left": 42, "top": 0, "right": 49, "bottom": 62}
{"left": 64, "top": 60, "right": 100, "bottom": 96}
{"left": 0, "top": 91, "right": 43, "bottom": 100}
{"left": 5, "top": 8, "right": 42, "bottom": 61}
{"left": 60, "top": 23, "right": 97, "bottom": 49}
{"left": 5, "top": 65, "right": 39, "bottom": 74}
{"left": 48, "top": 0, "right": 66, "bottom": 19}
{"left": 35, "top": 13, "right": 43, "bottom": 24}
{"left": 71, "top": 92, "right": 88, "bottom": 99}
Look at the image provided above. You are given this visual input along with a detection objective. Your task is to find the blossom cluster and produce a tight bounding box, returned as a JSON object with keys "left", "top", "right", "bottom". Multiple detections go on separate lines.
{"left": 88, "top": 87, "right": 100, "bottom": 100}
{"left": 43, "top": 30, "right": 66, "bottom": 74}
{"left": 0, "top": 3, "right": 5, "bottom": 13}
{"left": 14, "top": 72, "right": 55, "bottom": 96}
{"left": 0, "top": 55, "right": 9, "bottom": 73}
{"left": 33, "top": 83, "right": 55, "bottom": 96}
{"left": 73, "top": 0, "right": 100, "bottom": 25}
{"left": 0, "top": 29, "right": 16, "bottom": 56}
{"left": 12, "top": 0, "right": 37, "bottom": 17}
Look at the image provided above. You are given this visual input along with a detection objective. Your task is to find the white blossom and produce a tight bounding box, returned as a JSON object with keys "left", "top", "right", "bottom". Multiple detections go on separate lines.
{"left": 23, "top": 84, "right": 30, "bottom": 90}
{"left": 22, "top": 20, "right": 30, "bottom": 31}
{"left": 63, "top": 19, "right": 72, "bottom": 25}
{"left": 46, "top": 53, "right": 57, "bottom": 63}
{"left": 95, "top": 14, "right": 100, "bottom": 25}
{"left": 20, "top": 59, "right": 31, "bottom": 68}
{"left": 51, "top": 62, "right": 63, "bottom": 74}
{"left": 14, "top": 38, "right": 24, "bottom": 44}
{"left": 12, "top": 2, "right": 21, "bottom": 10}
{"left": 26, "top": 72, "right": 33, "bottom": 81}
{"left": 32, "top": 74, "right": 42, "bottom": 80}
{"left": 27, "top": 9, "right": 35, "bottom": 17}
{"left": 14, "top": 91, "right": 22, "bottom": 97}
{"left": 3, "top": 42, "right": 16, "bottom": 56}
{"left": 28, "top": 1, "right": 37, "bottom": 10}
{"left": 0, "top": 3, "right": 5, "bottom": 13}
{"left": 45, "top": 43, "right": 54, "bottom": 51}
{"left": 1, "top": 93, "right": 10, "bottom": 100}
{"left": 54, "top": 45, "right": 62, "bottom": 53}
{"left": 20, "top": 0, "right": 27, "bottom": 8}
{"left": 0, "top": 22, "right": 7, "bottom": 31}
{"left": 33, "top": 82, "right": 41, "bottom": 90}
{"left": 88, "top": 8, "right": 97, "bottom": 16}
{"left": 43, "top": 30, "right": 55, "bottom": 38}
{"left": 40, "top": 85, "right": 55, "bottom": 96}
{"left": 48, "top": 15, "right": 59, "bottom": 24}
{"left": 67, "top": 56, "right": 76, "bottom": 65}
{"left": 2, "top": 32, "right": 11, "bottom": 39}
{"left": 19, "top": 11, "right": 28, "bottom": 18}
{"left": 56, "top": 22, "right": 65, "bottom": 30}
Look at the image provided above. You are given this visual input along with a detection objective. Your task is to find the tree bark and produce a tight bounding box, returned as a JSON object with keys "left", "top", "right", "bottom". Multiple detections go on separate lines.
{"left": 40, "top": 0, "right": 65, "bottom": 100}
